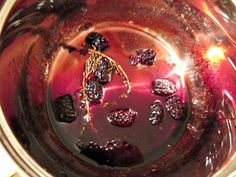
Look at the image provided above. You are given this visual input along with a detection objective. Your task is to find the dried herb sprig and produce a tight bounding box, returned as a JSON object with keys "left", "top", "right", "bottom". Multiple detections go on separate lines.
{"left": 62, "top": 42, "right": 131, "bottom": 131}
{"left": 81, "top": 48, "right": 131, "bottom": 129}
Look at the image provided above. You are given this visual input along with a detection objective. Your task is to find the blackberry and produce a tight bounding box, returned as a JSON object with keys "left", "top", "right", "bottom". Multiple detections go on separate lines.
{"left": 128, "top": 55, "right": 139, "bottom": 65}
{"left": 149, "top": 101, "right": 164, "bottom": 125}
{"left": 129, "top": 48, "right": 156, "bottom": 66}
{"left": 107, "top": 108, "right": 138, "bottom": 127}
{"left": 101, "top": 139, "right": 144, "bottom": 167}
{"left": 77, "top": 141, "right": 104, "bottom": 164}
{"left": 85, "top": 32, "right": 109, "bottom": 51}
{"left": 165, "top": 96, "right": 185, "bottom": 120}
{"left": 54, "top": 94, "right": 77, "bottom": 123}
{"left": 85, "top": 78, "right": 103, "bottom": 104}
{"left": 152, "top": 79, "right": 176, "bottom": 96}
{"left": 95, "top": 57, "right": 113, "bottom": 84}
{"left": 77, "top": 139, "right": 144, "bottom": 167}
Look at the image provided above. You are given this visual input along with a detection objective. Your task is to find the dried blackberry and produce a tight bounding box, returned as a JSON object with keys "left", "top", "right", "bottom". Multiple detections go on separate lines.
{"left": 77, "top": 141, "right": 104, "bottom": 164}
{"left": 149, "top": 101, "right": 164, "bottom": 125}
{"left": 165, "top": 96, "right": 185, "bottom": 120}
{"left": 54, "top": 95, "right": 76, "bottom": 123}
{"left": 101, "top": 139, "right": 144, "bottom": 167}
{"left": 85, "top": 32, "right": 109, "bottom": 51}
{"left": 54, "top": 95, "right": 77, "bottom": 123}
{"left": 95, "top": 57, "right": 113, "bottom": 84}
{"left": 128, "top": 55, "right": 139, "bottom": 65}
{"left": 77, "top": 139, "right": 144, "bottom": 167}
{"left": 107, "top": 108, "right": 138, "bottom": 127}
{"left": 103, "top": 139, "right": 123, "bottom": 151}
{"left": 152, "top": 79, "right": 176, "bottom": 96}
{"left": 129, "top": 48, "right": 156, "bottom": 66}
{"left": 85, "top": 78, "right": 103, "bottom": 104}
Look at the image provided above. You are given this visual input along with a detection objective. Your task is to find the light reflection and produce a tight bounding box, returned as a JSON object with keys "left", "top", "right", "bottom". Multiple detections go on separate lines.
{"left": 223, "top": 90, "right": 236, "bottom": 109}
{"left": 233, "top": 0, "right": 236, "bottom": 6}
{"left": 228, "top": 57, "right": 236, "bottom": 71}
{"left": 166, "top": 60, "right": 187, "bottom": 90}
{"left": 206, "top": 46, "right": 226, "bottom": 64}
{"left": 103, "top": 82, "right": 149, "bottom": 93}
{"left": 223, "top": 90, "right": 236, "bottom": 151}
{"left": 202, "top": 2, "right": 236, "bottom": 46}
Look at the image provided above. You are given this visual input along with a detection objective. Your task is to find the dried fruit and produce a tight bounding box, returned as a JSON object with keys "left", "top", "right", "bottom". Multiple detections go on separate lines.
{"left": 129, "top": 48, "right": 156, "bottom": 66}
{"left": 77, "top": 141, "right": 104, "bottom": 164}
{"left": 94, "top": 57, "right": 113, "bottom": 84}
{"left": 85, "top": 78, "right": 103, "bottom": 104}
{"left": 80, "top": 49, "right": 130, "bottom": 128}
{"left": 77, "top": 139, "right": 144, "bottom": 167}
{"left": 54, "top": 95, "right": 77, "bottom": 123}
{"left": 165, "top": 96, "right": 185, "bottom": 120}
{"left": 152, "top": 79, "right": 176, "bottom": 96}
{"left": 149, "top": 101, "right": 164, "bottom": 125}
{"left": 107, "top": 108, "right": 138, "bottom": 127}
{"left": 128, "top": 55, "right": 139, "bottom": 65}
{"left": 85, "top": 32, "right": 109, "bottom": 51}
{"left": 101, "top": 139, "right": 144, "bottom": 167}
{"left": 103, "top": 139, "right": 123, "bottom": 151}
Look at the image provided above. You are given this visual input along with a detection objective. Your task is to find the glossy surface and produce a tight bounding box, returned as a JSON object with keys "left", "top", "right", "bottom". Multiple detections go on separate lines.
{"left": 0, "top": 0, "right": 236, "bottom": 177}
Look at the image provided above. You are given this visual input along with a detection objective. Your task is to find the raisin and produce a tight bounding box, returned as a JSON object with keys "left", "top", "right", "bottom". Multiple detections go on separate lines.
{"left": 129, "top": 48, "right": 156, "bottom": 66}
{"left": 152, "top": 79, "right": 176, "bottom": 96}
{"left": 149, "top": 101, "right": 164, "bottom": 125}
{"left": 165, "top": 96, "right": 185, "bottom": 120}
{"left": 107, "top": 108, "right": 138, "bottom": 127}
{"left": 85, "top": 32, "right": 109, "bottom": 51}
{"left": 95, "top": 57, "right": 113, "bottom": 84}
{"left": 54, "top": 94, "right": 77, "bottom": 123}
{"left": 85, "top": 78, "right": 103, "bottom": 104}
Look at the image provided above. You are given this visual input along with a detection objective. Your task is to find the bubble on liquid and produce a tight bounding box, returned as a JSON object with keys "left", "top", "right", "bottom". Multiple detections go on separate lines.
{"left": 107, "top": 108, "right": 138, "bottom": 127}
{"left": 165, "top": 96, "right": 185, "bottom": 120}
{"left": 152, "top": 79, "right": 176, "bottom": 96}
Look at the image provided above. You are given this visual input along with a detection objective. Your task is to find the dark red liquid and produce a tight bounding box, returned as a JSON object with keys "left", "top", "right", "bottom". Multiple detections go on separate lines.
{"left": 1, "top": 0, "right": 235, "bottom": 176}
{"left": 47, "top": 25, "right": 190, "bottom": 168}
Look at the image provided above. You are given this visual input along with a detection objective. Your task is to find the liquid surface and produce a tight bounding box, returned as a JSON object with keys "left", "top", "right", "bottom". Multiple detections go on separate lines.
{"left": 1, "top": 0, "right": 236, "bottom": 177}
{"left": 47, "top": 24, "right": 191, "bottom": 167}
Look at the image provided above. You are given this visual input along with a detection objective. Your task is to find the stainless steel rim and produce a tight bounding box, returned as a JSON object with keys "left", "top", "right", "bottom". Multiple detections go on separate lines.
{"left": 0, "top": 1, "right": 52, "bottom": 176}
{"left": 0, "top": 1, "right": 235, "bottom": 177}
{"left": 0, "top": 108, "right": 52, "bottom": 177}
